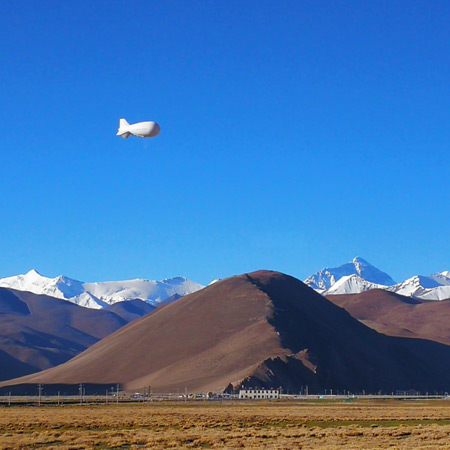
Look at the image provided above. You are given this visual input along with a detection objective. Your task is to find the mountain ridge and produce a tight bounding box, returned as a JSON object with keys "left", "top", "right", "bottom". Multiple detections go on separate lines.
{"left": 0, "top": 270, "right": 204, "bottom": 309}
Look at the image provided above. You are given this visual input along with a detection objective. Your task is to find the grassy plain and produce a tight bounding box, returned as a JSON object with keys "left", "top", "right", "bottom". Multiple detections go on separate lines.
{"left": 1, "top": 400, "right": 450, "bottom": 449}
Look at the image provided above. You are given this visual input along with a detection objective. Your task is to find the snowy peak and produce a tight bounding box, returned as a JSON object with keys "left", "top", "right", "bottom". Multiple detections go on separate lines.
{"left": 325, "top": 274, "right": 387, "bottom": 295}
{"left": 430, "top": 272, "right": 450, "bottom": 286}
{"left": 0, "top": 270, "right": 107, "bottom": 309}
{"left": 25, "top": 269, "right": 42, "bottom": 278}
{"left": 0, "top": 271, "right": 204, "bottom": 309}
{"left": 349, "top": 257, "right": 397, "bottom": 285}
{"left": 306, "top": 258, "right": 450, "bottom": 301}
{"left": 388, "top": 274, "right": 450, "bottom": 301}
{"left": 305, "top": 257, "right": 396, "bottom": 292}
{"left": 83, "top": 277, "right": 204, "bottom": 306}
{"left": 352, "top": 256, "right": 369, "bottom": 274}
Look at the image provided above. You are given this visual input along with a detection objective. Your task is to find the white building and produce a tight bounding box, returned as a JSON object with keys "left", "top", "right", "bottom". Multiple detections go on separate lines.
{"left": 239, "top": 388, "right": 280, "bottom": 399}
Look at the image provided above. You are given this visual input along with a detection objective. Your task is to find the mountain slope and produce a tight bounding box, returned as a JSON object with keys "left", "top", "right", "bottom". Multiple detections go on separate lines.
{"left": 0, "top": 288, "right": 151, "bottom": 381}
{"left": 4, "top": 270, "right": 450, "bottom": 394}
{"left": 104, "top": 299, "right": 155, "bottom": 322}
{"left": 328, "top": 290, "right": 450, "bottom": 345}
{"left": 0, "top": 270, "right": 204, "bottom": 309}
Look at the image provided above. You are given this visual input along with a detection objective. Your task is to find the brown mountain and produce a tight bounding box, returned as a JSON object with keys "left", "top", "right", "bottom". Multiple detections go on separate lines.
{"left": 2, "top": 271, "right": 450, "bottom": 394}
{"left": 104, "top": 299, "right": 155, "bottom": 322}
{"left": 327, "top": 289, "right": 450, "bottom": 345}
{"left": 0, "top": 288, "right": 146, "bottom": 380}
{"left": 0, "top": 350, "right": 38, "bottom": 381}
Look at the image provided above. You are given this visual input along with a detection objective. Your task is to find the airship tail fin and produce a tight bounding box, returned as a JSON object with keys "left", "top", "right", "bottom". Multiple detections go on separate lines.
{"left": 117, "top": 118, "right": 131, "bottom": 137}
{"left": 119, "top": 118, "right": 129, "bottom": 129}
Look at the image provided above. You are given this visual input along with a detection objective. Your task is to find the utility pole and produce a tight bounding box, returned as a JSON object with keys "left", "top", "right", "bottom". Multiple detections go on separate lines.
{"left": 79, "top": 384, "right": 84, "bottom": 405}
{"left": 37, "top": 384, "right": 43, "bottom": 407}
{"left": 116, "top": 384, "right": 120, "bottom": 404}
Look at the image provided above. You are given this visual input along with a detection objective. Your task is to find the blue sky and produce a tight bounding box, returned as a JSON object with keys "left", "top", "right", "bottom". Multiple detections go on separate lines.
{"left": 1, "top": 1, "right": 449, "bottom": 284}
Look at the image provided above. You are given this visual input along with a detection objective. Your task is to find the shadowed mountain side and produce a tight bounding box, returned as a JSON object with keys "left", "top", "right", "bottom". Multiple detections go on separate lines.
{"left": 327, "top": 290, "right": 450, "bottom": 346}
{"left": 241, "top": 272, "right": 450, "bottom": 393}
{"left": 0, "top": 288, "right": 144, "bottom": 380}
{"left": 3, "top": 271, "right": 450, "bottom": 393}
{"left": 105, "top": 299, "right": 155, "bottom": 322}
{"left": 0, "top": 289, "right": 31, "bottom": 316}
{"left": 0, "top": 349, "right": 39, "bottom": 381}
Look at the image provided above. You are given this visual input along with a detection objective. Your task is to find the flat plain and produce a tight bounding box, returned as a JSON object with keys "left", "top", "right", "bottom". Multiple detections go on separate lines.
{"left": 1, "top": 400, "right": 450, "bottom": 449}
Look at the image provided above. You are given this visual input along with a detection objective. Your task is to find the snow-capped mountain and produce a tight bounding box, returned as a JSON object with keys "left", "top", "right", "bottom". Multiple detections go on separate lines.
{"left": 0, "top": 270, "right": 106, "bottom": 309}
{"left": 324, "top": 274, "right": 387, "bottom": 295}
{"left": 388, "top": 273, "right": 450, "bottom": 301}
{"left": 305, "top": 258, "right": 450, "bottom": 300}
{"left": 83, "top": 277, "right": 204, "bottom": 307}
{"left": 305, "top": 257, "right": 396, "bottom": 292}
{"left": 0, "top": 270, "right": 205, "bottom": 309}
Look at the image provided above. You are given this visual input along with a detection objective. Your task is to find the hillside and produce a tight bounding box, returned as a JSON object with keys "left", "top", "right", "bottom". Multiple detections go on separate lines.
{"left": 328, "top": 290, "right": 450, "bottom": 345}
{"left": 0, "top": 288, "right": 149, "bottom": 380}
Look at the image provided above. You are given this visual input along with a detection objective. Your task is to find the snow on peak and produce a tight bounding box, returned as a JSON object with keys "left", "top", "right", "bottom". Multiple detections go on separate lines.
{"left": 26, "top": 269, "right": 43, "bottom": 277}
{"left": 306, "top": 258, "right": 450, "bottom": 301}
{"left": 387, "top": 274, "right": 450, "bottom": 300}
{"left": 161, "top": 276, "right": 188, "bottom": 284}
{"left": 325, "top": 274, "right": 386, "bottom": 295}
{"left": 83, "top": 276, "right": 204, "bottom": 306}
{"left": 0, "top": 270, "right": 106, "bottom": 309}
{"left": 0, "top": 271, "right": 205, "bottom": 309}
{"left": 305, "top": 257, "right": 396, "bottom": 292}
{"left": 352, "top": 257, "right": 371, "bottom": 276}
{"left": 352, "top": 256, "right": 369, "bottom": 266}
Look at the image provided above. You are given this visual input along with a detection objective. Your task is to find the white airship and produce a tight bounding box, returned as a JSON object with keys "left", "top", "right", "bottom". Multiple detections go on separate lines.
{"left": 116, "top": 118, "right": 161, "bottom": 139}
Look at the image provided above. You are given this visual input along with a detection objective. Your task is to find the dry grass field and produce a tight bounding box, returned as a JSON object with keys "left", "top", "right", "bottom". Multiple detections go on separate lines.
{"left": 1, "top": 400, "right": 450, "bottom": 449}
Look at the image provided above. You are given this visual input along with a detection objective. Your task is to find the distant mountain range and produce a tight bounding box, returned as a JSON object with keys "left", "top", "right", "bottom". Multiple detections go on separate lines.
{"left": 305, "top": 257, "right": 450, "bottom": 300}
{"left": 1, "top": 258, "right": 447, "bottom": 311}
{"left": 0, "top": 270, "right": 204, "bottom": 309}
{"left": 3, "top": 271, "right": 450, "bottom": 394}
